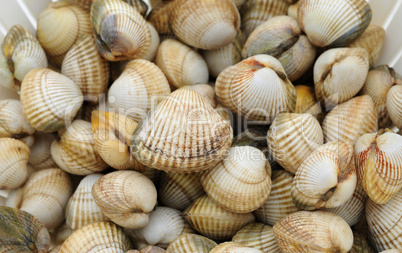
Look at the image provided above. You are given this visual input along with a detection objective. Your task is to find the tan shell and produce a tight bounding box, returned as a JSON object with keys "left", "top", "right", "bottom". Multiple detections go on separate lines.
{"left": 147, "top": 0, "right": 176, "bottom": 38}
{"left": 387, "top": 84, "right": 402, "bottom": 128}
{"left": 273, "top": 211, "right": 354, "bottom": 253}
{"left": 155, "top": 39, "right": 209, "bottom": 88}
{"left": 182, "top": 84, "right": 217, "bottom": 108}
{"left": 66, "top": 0, "right": 148, "bottom": 15}
{"left": 54, "top": 223, "right": 74, "bottom": 246}
{"left": 139, "top": 246, "right": 166, "bottom": 253}
{"left": 183, "top": 195, "right": 255, "bottom": 241}
{"left": 232, "top": 222, "right": 280, "bottom": 252}
{"left": 267, "top": 113, "right": 323, "bottom": 174}
{"left": 37, "top": 2, "right": 92, "bottom": 67}
{"left": 298, "top": 0, "right": 372, "bottom": 47}
{"left": 92, "top": 170, "right": 157, "bottom": 229}
{"left": 201, "top": 146, "right": 271, "bottom": 213}
{"left": 380, "top": 250, "right": 402, "bottom": 253}
{"left": 322, "top": 95, "right": 378, "bottom": 144}
{"left": 166, "top": 234, "right": 217, "bottom": 253}
{"left": 20, "top": 169, "right": 73, "bottom": 230}
{"left": 287, "top": 2, "right": 298, "bottom": 19}
{"left": 210, "top": 242, "right": 263, "bottom": 253}
{"left": 144, "top": 22, "right": 160, "bottom": 62}
{"left": 0, "top": 138, "right": 30, "bottom": 190}
{"left": 20, "top": 68, "right": 84, "bottom": 132}
{"left": 90, "top": 0, "right": 151, "bottom": 61}
{"left": 232, "top": 0, "right": 247, "bottom": 9}
{"left": 216, "top": 54, "right": 296, "bottom": 122}
{"left": 131, "top": 88, "right": 233, "bottom": 173}
{"left": 59, "top": 222, "right": 132, "bottom": 252}
{"left": 28, "top": 132, "right": 57, "bottom": 171}
{"left": 5, "top": 187, "right": 23, "bottom": 208}
{"left": 295, "top": 85, "right": 319, "bottom": 115}
{"left": 170, "top": 0, "right": 240, "bottom": 50}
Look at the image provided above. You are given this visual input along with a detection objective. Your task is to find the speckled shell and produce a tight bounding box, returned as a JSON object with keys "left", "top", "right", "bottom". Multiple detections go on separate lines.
{"left": 28, "top": 132, "right": 57, "bottom": 171}
{"left": 210, "top": 242, "right": 263, "bottom": 253}
{"left": 183, "top": 195, "right": 255, "bottom": 241}
{"left": 131, "top": 88, "right": 233, "bottom": 173}
{"left": 298, "top": 0, "right": 372, "bottom": 47}
{"left": 232, "top": 223, "right": 280, "bottom": 252}
{"left": 166, "top": 234, "right": 217, "bottom": 253}
{"left": 387, "top": 84, "right": 402, "bottom": 128}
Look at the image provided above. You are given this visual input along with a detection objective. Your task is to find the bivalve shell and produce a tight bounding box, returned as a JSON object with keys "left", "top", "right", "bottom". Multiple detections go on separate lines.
{"left": 182, "top": 84, "right": 217, "bottom": 108}
{"left": 147, "top": 0, "right": 176, "bottom": 38}
{"left": 387, "top": 83, "right": 402, "bottom": 128}
{"left": 166, "top": 234, "right": 217, "bottom": 253}
{"left": 210, "top": 242, "right": 263, "bottom": 253}
{"left": 294, "top": 85, "right": 320, "bottom": 116}
{"left": 232, "top": 222, "right": 280, "bottom": 253}
{"left": 28, "top": 132, "right": 57, "bottom": 171}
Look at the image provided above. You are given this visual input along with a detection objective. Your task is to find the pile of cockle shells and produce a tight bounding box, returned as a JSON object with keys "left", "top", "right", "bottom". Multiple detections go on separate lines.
{"left": 0, "top": 0, "right": 402, "bottom": 252}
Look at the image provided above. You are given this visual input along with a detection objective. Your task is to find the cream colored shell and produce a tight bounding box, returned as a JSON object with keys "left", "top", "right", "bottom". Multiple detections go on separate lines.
{"left": 387, "top": 84, "right": 402, "bottom": 128}
{"left": 28, "top": 132, "right": 58, "bottom": 171}
{"left": 166, "top": 234, "right": 217, "bottom": 253}
{"left": 232, "top": 222, "right": 280, "bottom": 253}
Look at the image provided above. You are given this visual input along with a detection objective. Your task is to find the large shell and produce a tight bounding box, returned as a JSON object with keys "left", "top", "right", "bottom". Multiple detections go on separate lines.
{"left": 170, "top": 0, "right": 240, "bottom": 50}
{"left": 210, "top": 242, "right": 263, "bottom": 253}
{"left": 0, "top": 207, "right": 50, "bottom": 252}
{"left": 92, "top": 170, "right": 157, "bottom": 229}
{"left": 28, "top": 132, "right": 57, "bottom": 171}
{"left": 273, "top": 211, "right": 354, "bottom": 252}
{"left": 232, "top": 222, "right": 280, "bottom": 252}
{"left": 20, "top": 68, "right": 83, "bottom": 133}
{"left": 216, "top": 54, "right": 296, "bottom": 123}
{"left": 0, "top": 25, "right": 47, "bottom": 92}
{"left": 267, "top": 113, "right": 323, "bottom": 174}
{"left": 182, "top": 84, "right": 217, "bottom": 108}
{"left": 90, "top": 0, "right": 151, "bottom": 61}
{"left": 166, "top": 234, "right": 217, "bottom": 253}
{"left": 183, "top": 195, "right": 255, "bottom": 241}
{"left": 37, "top": 2, "right": 92, "bottom": 67}
{"left": 131, "top": 88, "right": 233, "bottom": 173}
{"left": 298, "top": 0, "right": 372, "bottom": 47}
{"left": 387, "top": 84, "right": 402, "bottom": 128}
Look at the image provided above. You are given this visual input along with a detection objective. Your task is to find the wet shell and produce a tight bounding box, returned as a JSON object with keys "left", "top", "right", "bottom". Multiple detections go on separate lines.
{"left": 322, "top": 95, "right": 378, "bottom": 144}
{"left": 200, "top": 146, "right": 272, "bottom": 213}
{"left": 59, "top": 222, "right": 132, "bottom": 252}
{"left": 210, "top": 242, "right": 263, "bottom": 253}
{"left": 298, "top": 0, "right": 372, "bottom": 47}
{"left": 273, "top": 211, "right": 354, "bottom": 252}
{"left": 90, "top": 0, "right": 151, "bottom": 61}
{"left": 92, "top": 170, "right": 157, "bottom": 229}
{"left": 166, "top": 234, "right": 217, "bottom": 253}
{"left": 28, "top": 132, "right": 57, "bottom": 171}
{"left": 232, "top": 222, "right": 280, "bottom": 252}
{"left": 155, "top": 39, "right": 209, "bottom": 88}
{"left": 182, "top": 84, "right": 217, "bottom": 108}
{"left": 267, "top": 113, "right": 323, "bottom": 174}
{"left": 215, "top": 54, "right": 296, "bottom": 123}
{"left": 170, "top": 0, "right": 240, "bottom": 50}
{"left": 131, "top": 88, "right": 233, "bottom": 173}
{"left": 20, "top": 68, "right": 84, "bottom": 133}
{"left": 37, "top": 2, "right": 92, "bottom": 67}
{"left": 0, "top": 25, "right": 47, "bottom": 92}
{"left": 387, "top": 84, "right": 402, "bottom": 128}
{"left": 0, "top": 207, "right": 50, "bottom": 253}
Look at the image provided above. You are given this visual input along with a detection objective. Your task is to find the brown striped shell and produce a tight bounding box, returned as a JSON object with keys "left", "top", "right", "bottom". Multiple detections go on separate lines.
{"left": 182, "top": 84, "right": 217, "bottom": 109}
{"left": 166, "top": 234, "right": 217, "bottom": 253}
{"left": 387, "top": 83, "right": 402, "bottom": 128}
{"left": 210, "top": 242, "right": 263, "bottom": 253}
{"left": 232, "top": 223, "right": 280, "bottom": 252}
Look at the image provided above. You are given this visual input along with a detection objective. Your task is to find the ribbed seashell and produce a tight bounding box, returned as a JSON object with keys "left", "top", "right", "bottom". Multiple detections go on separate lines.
{"left": 216, "top": 54, "right": 296, "bottom": 122}
{"left": 240, "top": 0, "right": 290, "bottom": 37}
{"left": 59, "top": 222, "right": 132, "bottom": 252}
{"left": 314, "top": 48, "right": 369, "bottom": 107}
{"left": 201, "top": 146, "right": 271, "bottom": 213}
{"left": 66, "top": 0, "right": 148, "bottom": 16}
{"left": 55, "top": 223, "right": 74, "bottom": 246}
{"left": 37, "top": 2, "right": 91, "bottom": 67}
{"left": 20, "top": 68, "right": 84, "bottom": 132}
{"left": 147, "top": 0, "right": 176, "bottom": 38}
{"left": 349, "top": 24, "right": 385, "bottom": 67}
{"left": 155, "top": 39, "right": 208, "bottom": 88}
{"left": 387, "top": 84, "right": 402, "bottom": 128}
{"left": 0, "top": 99, "right": 35, "bottom": 146}
{"left": 355, "top": 131, "right": 402, "bottom": 204}
{"left": 5, "top": 187, "right": 23, "bottom": 208}
{"left": 92, "top": 171, "right": 157, "bottom": 229}
{"left": 232, "top": 222, "right": 280, "bottom": 253}
{"left": 142, "top": 167, "right": 161, "bottom": 185}
{"left": 0, "top": 25, "right": 47, "bottom": 92}
{"left": 61, "top": 34, "right": 109, "bottom": 104}
{"left": 287, "top": 1, "right": 298, "bottom": 19}
{"left": 51, "top": 120, "right": 108, "bottom": 175}
{"left": 202, "top": 31, "right": 245, "bottom": 78}
{"left": 49, "top": 245, "right": 62, "bottom": 253}
{"left": 366, "top": 189, "right": 402, "bottom": 251}
{"left": 170, "top": 0, "right": 240, "bottom": 50}
{"left": 182, "top": 84, "right": 217, "bottom": 108}
{"left": 292, "top": 141, "right": 357, "bottom": 210}
{"left": 210, "top": 242, "right": 263, "bottom": 253}
{"left": 183, "top": 195, "right": 255, "bottom": 241}
{"left": 380, "top": 250, "right": 402, "bottom": 253}
{"left": 108, "top": 59, "right": 171, "bottom": 122}
{"left": 0, "top": 138, "right": 30, "bottom": 190}
{"left": 267, "top": 113, "right": 323, "bottom": 174}
{"left": 298, "top": 0, "right": 372, "bottom": 47}
{"left": 242, "top": 16, "right": 316, "bottom": 82}
{"left": 273, "top": 210, "right": 354, "bottom": 252}
{"left": 166, "top": 234, "right": 217, "bottom": 253}
{"left": 214, "top": 104, "right": 233, "bottom": 125}
{"left": 131, "top": 88, "right": 233, "bottom": 173}
{"left": 350, "top": 231, "right": 375, "bottom": 253}
{"left": 20, "top": 169, "right": 73, "bottom": 230}
{"left": 295, "top": 85, "right": 320, "bottom": 116}
{"left": 139, "top": 246, "right": 166, "bottom": 253}
{"left": 0, "top": 207, "right": 51, "bottom": 252}
{"left": 158, "top": 172, "right": 204, "bottom": 211}
{"left": 90, "top": 0, "right": 151, "bottom": 61}
{"left": 322, "top": 95, "right": 378, "bottom": 144}
{"left": 254, "top": 170, "right": 299, "bottom": 226}
{"left": 28, "top": 132, "right": 57, "bottom": 171}
{"left": 144, "top": 23, "right": 160, "bottom": 62}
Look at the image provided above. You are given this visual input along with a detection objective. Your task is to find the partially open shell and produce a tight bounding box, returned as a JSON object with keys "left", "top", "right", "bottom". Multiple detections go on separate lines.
{"left": 387, "top": 84, "right": 402, "bottom": 128}
{"left": 166, "top": 234, "right": 217, "bottom": 253}
{"left": 232, "top": 222, "right": 280, "bottom": 252}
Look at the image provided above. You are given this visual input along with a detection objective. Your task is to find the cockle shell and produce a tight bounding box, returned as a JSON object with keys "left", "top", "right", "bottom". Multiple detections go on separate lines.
{"left": 232, "top": 0, "right": 247, "bottom": 9}
{"left": 170, "top": 0, "right": 240, "bottom": 50}
{"left": 0, "top": 207, "right": 50, "bottom": 253}
{"left": 298, "top": 0, "right": 372, "bottom": 47}
{"left": 5, "top": 187, "right": 23, "bottom": 208}
{"left": 67, "top": 0, "right": 148, "bottom": 16}
{"left": 144, "top": 22, "right": 160, "bottom": 62}
{"left": 139, "top": 246, "right": 166, "bottom": 253}
{"left": 210, "top": 242, "right": 263, "bottom": 253}
{"left": 0, "top": 25, "right": 47, "bottom": 91}
{"left": 267, "top": 113, "right": 323, "bottom": 174}
{"left": 380, "top": 250, "right": 402, "bottom": 253}
{"left": 216, "top": 54, "right": 296, "bottom": 122}
{"left": 182, "top": 84, "right": 217, "bottom": 108}
{"left": 166, "top": 234, "right": 217, "bottom": 253}
{"left": 55, "top": 223, "right": 74, "bottom": 247}
{"left": 28, "top": 132, "right": 57, "bottom": 171}
{"left": 387, "top": 83, "right": 402, "bottom": 128}
{"left": 273, "top": 211, "right": 354, "bottom": 253}
{"left": 20, "top": 68, "right": 84, "bottom": 133}
{"left": 287, "top": 2, "right": 298, "bottom": 19}
{"left": 131, "top": 88, "right": 233, "bottom": 173}
{"left": 183, "top": 195, "right": 255, "bottom": 241}
{"left": 92, "top": 170, "right": 157, "bottom": 229}
{"left": 295, "top": 85, "right": 320, "bottom": 116}
{"left": 147, "top": 0, "right": 176, "bottom": 38}
{"left": 232, "top": 222, "right": 280, "bottom": 252}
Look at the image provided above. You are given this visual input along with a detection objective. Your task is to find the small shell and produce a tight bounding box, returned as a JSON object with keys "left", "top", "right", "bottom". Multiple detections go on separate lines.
{"left": 298, "top": 0, "right": 372, "bottom": 47}
{"left": 182, "top": 84, "right": 217, "bottom": 108}
{"left": 28, "top": 132, "right": 57, "bottom": 171}
{"left": 55, "top": 223, "right": 74, "bottom": 246}
{"left": 387, "top": 84, "right": 402, "bottom": 128}
{"left": 232, "top": 222, "right": 280, "bottom": 252}
{"left": 155, "top": 39, "right": 209, "bottom": 88}
{"left": 295, "top": 85, "right": 319, "bottom": 116}
{"left": 92, "top": 171, "right": 157, "bottom": 229}
{"left": 210, "top": 242, "right": 263, "bottom": 253}
{"left": 166, "top": 234, "right": 217, "bottom": 253}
